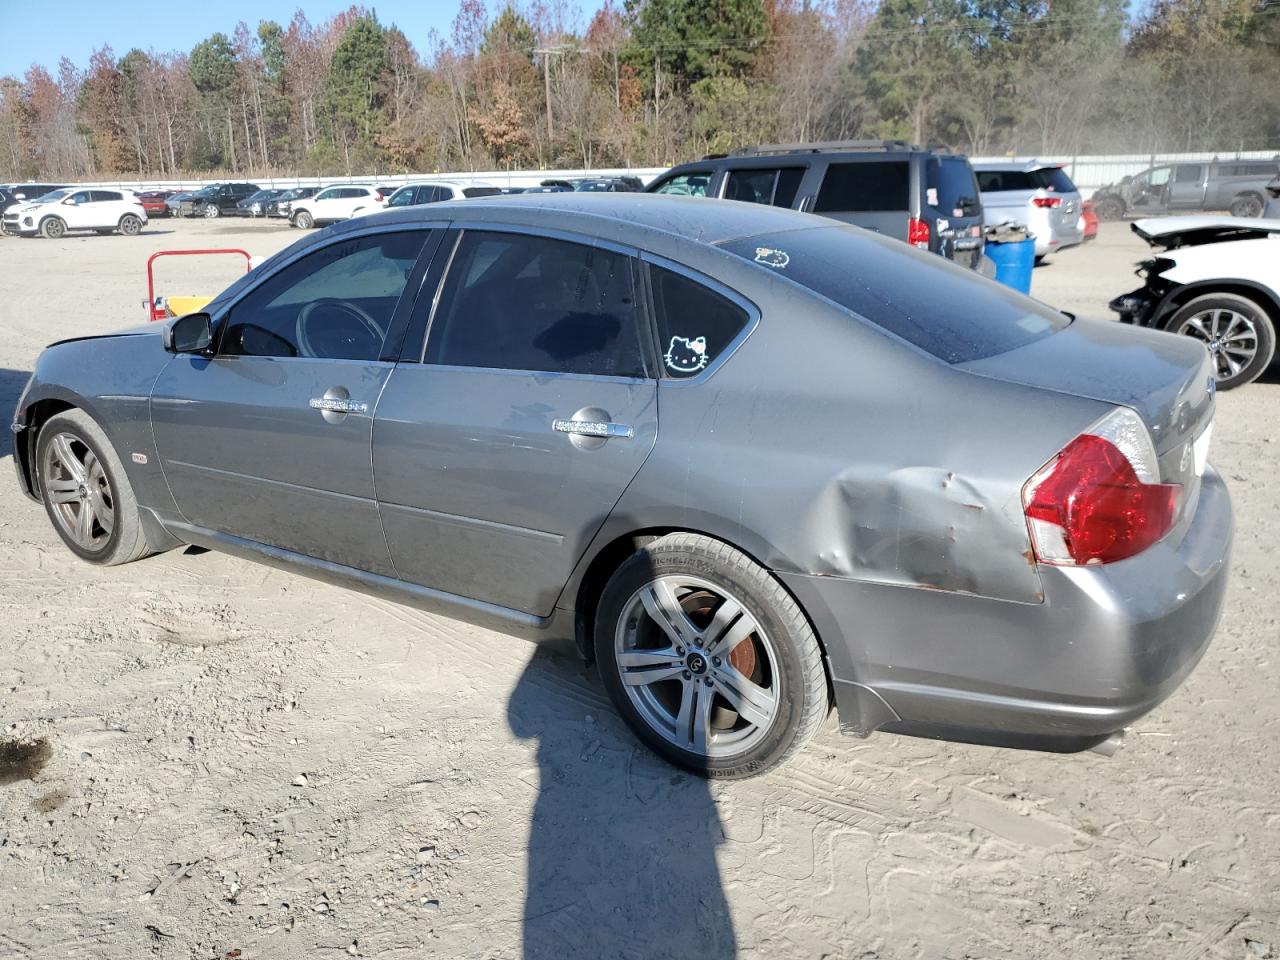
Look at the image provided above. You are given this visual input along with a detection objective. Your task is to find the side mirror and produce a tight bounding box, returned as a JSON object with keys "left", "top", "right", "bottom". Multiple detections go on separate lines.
{"left": 164, "top": 313, "right": 213, "bottom": 355}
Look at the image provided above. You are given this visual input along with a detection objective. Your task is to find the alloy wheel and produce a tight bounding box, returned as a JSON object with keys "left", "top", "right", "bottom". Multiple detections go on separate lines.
{"left": 613, "top": 575, "right": 780, "bottom": 759}
{"left": 41, "top": 432, "right": 114, "bottom": 552}
{"left": 1177, "top": 308, "right": 1259, "bottom": 381}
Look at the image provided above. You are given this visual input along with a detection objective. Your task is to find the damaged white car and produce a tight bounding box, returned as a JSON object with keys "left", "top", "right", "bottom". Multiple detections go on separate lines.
{"left": 1111, "top": 216, "right": 1280, "bottom": 389}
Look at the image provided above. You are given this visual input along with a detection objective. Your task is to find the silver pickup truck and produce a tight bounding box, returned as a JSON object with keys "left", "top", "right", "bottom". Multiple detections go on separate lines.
{"left": 1092, "top": 158, "right": 1280, "bottom": 220}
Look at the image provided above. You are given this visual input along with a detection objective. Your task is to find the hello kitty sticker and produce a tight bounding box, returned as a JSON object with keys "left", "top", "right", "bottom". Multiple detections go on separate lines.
{"left": 664, "top": 335, "right": 709, "bottom": 374}
{"left": 753, "top": 246, "right": 790, "bottom": 268}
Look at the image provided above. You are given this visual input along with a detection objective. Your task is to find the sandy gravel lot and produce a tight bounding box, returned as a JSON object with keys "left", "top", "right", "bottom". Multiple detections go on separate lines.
{"left": 1, "top": 216, "right": 1277, "bottom": 960}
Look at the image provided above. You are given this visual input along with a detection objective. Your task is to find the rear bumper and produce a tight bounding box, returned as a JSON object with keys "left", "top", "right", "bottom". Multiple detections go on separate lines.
{"left": 781, "top": 466, "right": 1232, "bottom": 752}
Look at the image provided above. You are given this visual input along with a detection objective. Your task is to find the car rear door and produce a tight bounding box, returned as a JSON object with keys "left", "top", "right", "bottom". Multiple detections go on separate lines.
{"left": 151, "top": 227, "right": 443, "bottom": 573}
{"left": 372, "top": 227, "right": 658, "bottom": 617}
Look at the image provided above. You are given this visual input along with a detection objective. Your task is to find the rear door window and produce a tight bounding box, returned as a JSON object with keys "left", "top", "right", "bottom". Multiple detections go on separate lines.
{"left": 648, "top": 265, "right": 751, "bottom": 378}
{"left": 814, "top": 161, "right": 909, "bottom": 213}
{"left": 92, "top": 191, "right": 122, "bottom": 202}
{"left": 426, "top": 231, "right": 645, "bottom": 378}
{"left": 723, "top": 167, "right": 805, "bottom": 208}
{"left": 720, "top": 226, "right": 1068, "bottom": 364}
{"left": 651, "top": 172, "right": 712, "bottom": 197}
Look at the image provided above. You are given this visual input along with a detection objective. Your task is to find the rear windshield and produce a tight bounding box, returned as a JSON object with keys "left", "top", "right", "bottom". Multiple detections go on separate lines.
{"left": 814, "top": 161, "right": 909, "bottom": 213}
{"left": 463, "top": 186, "right": 502, "bottom": 198}
{"left": 720, "top": 226, "right": 1069, "bottom": 363}
{"left": 977, "top": 167, "right": 1077, "bottom": 193}
{"left": 926, "top": 157, "right": 980, "bottom": 214}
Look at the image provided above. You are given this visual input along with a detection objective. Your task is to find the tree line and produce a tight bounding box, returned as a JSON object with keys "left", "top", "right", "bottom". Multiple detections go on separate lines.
{"left": 1, "top": 0, "right": 1277, "bottom": 182}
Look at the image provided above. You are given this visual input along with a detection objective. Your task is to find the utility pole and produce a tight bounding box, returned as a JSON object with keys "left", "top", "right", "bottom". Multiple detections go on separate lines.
{"left": 534, "top": 45, "right": 571, "bottom": 144}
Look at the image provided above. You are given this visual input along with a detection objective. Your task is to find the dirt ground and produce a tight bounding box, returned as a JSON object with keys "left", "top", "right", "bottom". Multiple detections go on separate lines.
{"left": 1, "top": 216, "right": 1277, "bottom": 960}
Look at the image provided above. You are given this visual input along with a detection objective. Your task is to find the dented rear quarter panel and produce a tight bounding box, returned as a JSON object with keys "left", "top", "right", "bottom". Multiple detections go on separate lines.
{"left": 593, "top": 268, "right": 1112, "bottom": 614}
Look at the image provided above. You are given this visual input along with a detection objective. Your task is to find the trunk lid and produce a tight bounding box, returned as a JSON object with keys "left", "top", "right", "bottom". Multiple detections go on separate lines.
{"left": 959, "top": 318, "right": 1215, "bottom": 485}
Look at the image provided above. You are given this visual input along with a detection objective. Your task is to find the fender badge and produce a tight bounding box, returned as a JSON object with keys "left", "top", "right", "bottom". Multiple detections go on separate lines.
{"left": 131, "top": 453, "right": 148, "bottom": 464}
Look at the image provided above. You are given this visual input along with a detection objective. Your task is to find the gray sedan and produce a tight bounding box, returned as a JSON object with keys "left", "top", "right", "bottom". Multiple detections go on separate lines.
{"left": 11, "top": 194, "right": 1231, "bottom": 778}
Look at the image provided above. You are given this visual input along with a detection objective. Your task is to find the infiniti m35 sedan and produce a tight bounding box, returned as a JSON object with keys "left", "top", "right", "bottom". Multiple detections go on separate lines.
{"left": 12, "top": 194, "right": 1231, "bottom": 778}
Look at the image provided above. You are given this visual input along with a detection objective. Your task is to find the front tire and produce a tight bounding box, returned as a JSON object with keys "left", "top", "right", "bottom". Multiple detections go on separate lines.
{"left": 293, "top": 210, "right": 314, "bottom": 229}
{"left": 36, "top": 409, "right": 153, "bottom": 565}
{"left": 203, "top": 204, "right": 220, "bottom": 219}
{"left": 40, "top": 216, "right": 66, "bottom": 239}
{"left": 594, "top": 533, "right": 828, "bottom": 779}
{"left": 1168, "top": 292, "right": 1276, "bottom": 390}
{"left": 118, "top": 214, "right": 142, "bottom": 236}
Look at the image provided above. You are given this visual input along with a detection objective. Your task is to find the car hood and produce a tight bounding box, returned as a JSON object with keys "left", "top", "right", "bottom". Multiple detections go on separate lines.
{"left": 49, "top": 323, "right": 161, "bottom": 350}
{"left": 1132, "top": 216, "right": 1280, "bottom": 249}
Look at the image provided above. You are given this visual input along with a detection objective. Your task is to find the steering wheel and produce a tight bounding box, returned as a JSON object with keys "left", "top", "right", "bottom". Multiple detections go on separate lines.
{"left": 295, "top": 298, "right": 384, "bottom": 359}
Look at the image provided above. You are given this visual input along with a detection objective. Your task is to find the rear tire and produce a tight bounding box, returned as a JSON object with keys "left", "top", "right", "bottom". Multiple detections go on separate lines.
{"left": 1168, "top": 292, "right": 1276, "bottom": 390}
{"left": 36, "top": 409, "right": 153, "bottom": 566}
{"left": 594, "top": 533, "right": 828, "bottom": 779}
{"left": 40, "top": 216, "right": 66, "bottom": 239}
{"left": 1229, "top": 193, "right": 1264, "bottom": 218}
{"left": 118, "top": 214, "right": 142, "bottom": 236}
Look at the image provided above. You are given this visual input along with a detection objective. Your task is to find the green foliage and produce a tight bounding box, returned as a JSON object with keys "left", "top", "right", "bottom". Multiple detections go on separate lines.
{"left": 625, "top": 0, "right": 769, "bottom": 86}
{"left": 482, "top": 6, "right": 537, "bottom": 57}
{"left": 323, "top": 13, "right": 388, "bottom": 145}
{"left": 690, "top": 76, "right": 778, "bottom": 153}
{"left": 190, "top": 33, "right": 237, "bottom": 97}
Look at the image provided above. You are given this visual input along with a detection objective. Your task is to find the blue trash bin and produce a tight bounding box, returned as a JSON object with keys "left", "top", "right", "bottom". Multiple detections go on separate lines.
{"left": 985, "top": 232, "right": 1035, "bottom": 294}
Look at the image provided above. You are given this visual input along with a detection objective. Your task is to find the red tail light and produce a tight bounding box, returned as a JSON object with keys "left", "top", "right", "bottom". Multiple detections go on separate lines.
{"left": 1022, "top": 409, "right": 1181, "bottom": 565}
{"left": 907, "top": 217, "right": 930, "bottom": 249}
{"left": 1032, "top": 196, "right": 1062, "bottom": 208}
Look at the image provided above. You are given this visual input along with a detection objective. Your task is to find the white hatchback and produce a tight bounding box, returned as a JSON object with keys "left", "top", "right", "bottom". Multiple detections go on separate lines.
{"left": 289, "top": 186, "right": 384, "bottom": 229}
{"left": 3, "top": 188, "right": 148, "bottom": 239}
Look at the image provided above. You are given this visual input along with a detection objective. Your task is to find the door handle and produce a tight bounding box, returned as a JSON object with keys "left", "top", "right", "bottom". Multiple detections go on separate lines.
{"left": 552, "top": 419, "right": 633, "bottom": 439}
{"left": 309, "top": 385, "right": 367, "bottom": 424}
{"left": 553, "top": 407, "right": 633, "bottom": 450}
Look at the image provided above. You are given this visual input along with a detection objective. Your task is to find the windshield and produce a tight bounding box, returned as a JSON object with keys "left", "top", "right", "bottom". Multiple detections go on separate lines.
{"left": 720, "top": 226, "right": 1068, "bottom": 363}
{"left": 34, "top": 189, "right": 71, "bottom": 203}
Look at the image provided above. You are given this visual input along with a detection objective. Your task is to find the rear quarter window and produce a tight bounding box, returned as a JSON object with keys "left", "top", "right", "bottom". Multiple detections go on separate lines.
{"left": 814, "top": 161, "right": 909, "bottom": 213}
{"left": 720, "top": 226, "right": 1068, "bottom": 364}
{"left": 926, "top": 157, "right": 980, "bottom": 213}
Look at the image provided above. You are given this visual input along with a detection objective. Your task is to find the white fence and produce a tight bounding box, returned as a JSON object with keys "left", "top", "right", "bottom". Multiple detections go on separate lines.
{"left": 972, "top": 150, "right": 1280, "bottom": 194}
{"left": 44, "top": 150, "right": 1280, "bottom": 197}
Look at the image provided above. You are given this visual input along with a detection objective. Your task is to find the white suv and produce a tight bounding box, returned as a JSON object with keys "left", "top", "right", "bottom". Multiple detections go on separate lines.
{"left": 383, "top": 181, "right": 503, "bottom": 208}
{"left": 4, "top": 188, "right": 148, "bottom": 238}
{"left": 289, "top": 186, "right": 384, "bottom": 229}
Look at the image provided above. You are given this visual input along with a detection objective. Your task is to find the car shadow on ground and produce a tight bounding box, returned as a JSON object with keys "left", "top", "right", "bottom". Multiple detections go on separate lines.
{"left": 0, "top": 368, "right": 31, "bottom": 460}
{"left": 508, "top": 647, "right": 738, "bottom": 959}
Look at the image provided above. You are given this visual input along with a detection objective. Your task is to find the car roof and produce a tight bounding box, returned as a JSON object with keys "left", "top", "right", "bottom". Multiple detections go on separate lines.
{"left": 972, "top": 160, "right": 1061, "bottom": 173}
{"left": 359, "top": 191, "right": 825, "bottom": 248}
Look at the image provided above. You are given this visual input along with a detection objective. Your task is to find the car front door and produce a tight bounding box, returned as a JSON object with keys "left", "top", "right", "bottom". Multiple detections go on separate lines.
{"left": 61, "top": 190, "right": 94, "bottom": 229}
{"left": 151, "top": 227, "right": 442, "bottom": 573}
{"left": 372, "top": 228, "right": 658, "bottom": 616}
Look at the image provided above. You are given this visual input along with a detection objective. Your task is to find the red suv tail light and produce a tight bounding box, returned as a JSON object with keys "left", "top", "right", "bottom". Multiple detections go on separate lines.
{"left": 1022, "top": 408, "right": 1181, "bottom": 565}
{"left": 907, "top": 217, "right": 930, "bottom": 249}
{"left": 1032, "top": 196, "right": 1062, "bottom": 208}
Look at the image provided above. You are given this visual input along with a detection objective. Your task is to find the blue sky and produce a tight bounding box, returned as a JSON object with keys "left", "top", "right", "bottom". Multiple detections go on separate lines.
{"left": 0, "top": 0, "right": 589, "bottom": 78}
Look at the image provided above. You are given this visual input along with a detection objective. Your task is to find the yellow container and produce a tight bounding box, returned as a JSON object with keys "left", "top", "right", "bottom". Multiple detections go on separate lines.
{"left": 164, "top": 295, "right": 215, "bottom": 318}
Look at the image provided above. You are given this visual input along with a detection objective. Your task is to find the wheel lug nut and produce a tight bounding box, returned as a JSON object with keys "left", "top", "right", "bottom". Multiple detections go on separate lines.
{"left": 712, "top": 657, "right": 721, "bottom": 666}
{"left": 703, "top": 677, "right": 713, "bottom": 686}
{"left": 682, "top": 670, "right": 691, "bottom": 680}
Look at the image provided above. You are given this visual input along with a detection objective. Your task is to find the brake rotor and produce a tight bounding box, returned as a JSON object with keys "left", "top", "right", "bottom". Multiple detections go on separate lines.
{"left": 681, "top": 590, "right": 760, "bottom": 730}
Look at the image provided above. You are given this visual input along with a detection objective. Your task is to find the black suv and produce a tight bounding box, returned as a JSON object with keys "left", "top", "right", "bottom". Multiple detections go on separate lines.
{"left": 181, "top": 182, "right": 261, "bottom": 218}
{"left": 646, "top": 141, "right": 985, "bottom": 267}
